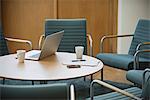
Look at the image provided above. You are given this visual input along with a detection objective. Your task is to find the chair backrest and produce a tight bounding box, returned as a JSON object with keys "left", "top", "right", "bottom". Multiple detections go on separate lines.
{"left": 128, "top": 19, "right": 150, "bottom": 59}
{"left": 0, "top": 83, "right": 70, "bottom": 99}
{"left": 0, "top": 22, "right": 8, "bottom": 56}
{"left": 45, "top": 19, "right": 87, "bottom": 54}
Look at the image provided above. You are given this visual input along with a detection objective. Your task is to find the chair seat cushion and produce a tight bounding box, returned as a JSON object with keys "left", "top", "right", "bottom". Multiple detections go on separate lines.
{"left": 86, "top": 87, "right": 142, "bottom": 100}
{"left": 96, "top": 53, "right": 149, "bottom": 70}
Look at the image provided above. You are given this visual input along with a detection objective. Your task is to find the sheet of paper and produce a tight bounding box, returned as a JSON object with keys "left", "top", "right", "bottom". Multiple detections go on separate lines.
{"left": 62, "top": 59, "right": 100, "bottom": 67}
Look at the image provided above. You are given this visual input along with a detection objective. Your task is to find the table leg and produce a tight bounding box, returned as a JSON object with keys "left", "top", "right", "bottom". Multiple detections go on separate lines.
{"left": 90, "top": 74, "right": 93, "bottom": 82}
{"left": 3, "top": 78, "right": 5, "bottom": 84}
{"left": 101, "top": 68, "right": 103, "bottom": 81}
{"left": 32, "top": 81, "right": 34, "bottom": 85}
{"left": 84, "top": 77, "right": 86, "bottom": 81}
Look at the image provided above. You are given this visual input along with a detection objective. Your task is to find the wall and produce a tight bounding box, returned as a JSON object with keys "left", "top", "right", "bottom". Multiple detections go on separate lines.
{"left": 118, "top": 0, "right": 150, "bottom": 54}
{"left": 58, "top": 0, "right": 118, "bottom": 55}
{"left": 2, "top": 0, "right": 57, "bottom": 53}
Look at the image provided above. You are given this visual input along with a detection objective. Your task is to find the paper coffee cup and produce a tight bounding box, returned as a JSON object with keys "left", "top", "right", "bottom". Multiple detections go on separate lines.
{"left": 17, "top": 50, "right": 26, "bottom": 63}
{"left": 75, "top": 46, "right": 84, "bottom": 59}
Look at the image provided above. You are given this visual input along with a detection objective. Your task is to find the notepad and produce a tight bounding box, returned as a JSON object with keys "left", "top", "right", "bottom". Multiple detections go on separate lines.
{"left": 62, "top": 59, "right": 100, "bottom": 67}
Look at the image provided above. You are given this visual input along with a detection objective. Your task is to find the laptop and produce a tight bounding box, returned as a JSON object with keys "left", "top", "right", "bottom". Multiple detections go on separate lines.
{"left": 25, "top": 30, "right": 64, "bottom": 61}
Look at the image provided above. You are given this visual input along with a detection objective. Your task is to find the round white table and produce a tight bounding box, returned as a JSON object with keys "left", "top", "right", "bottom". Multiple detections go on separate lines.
{"left": 0, "top": 52, "right": 103, "bottom": 84}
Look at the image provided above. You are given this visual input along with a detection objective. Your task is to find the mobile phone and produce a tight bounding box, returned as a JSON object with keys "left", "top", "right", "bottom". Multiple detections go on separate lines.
{"left": 67, "top": 65, "right": 81, "bottom": 68}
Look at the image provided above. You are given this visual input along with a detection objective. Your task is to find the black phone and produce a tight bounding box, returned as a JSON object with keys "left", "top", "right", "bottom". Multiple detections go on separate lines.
{"left": 67, "top": 65, "right": 81, "bottom": 68}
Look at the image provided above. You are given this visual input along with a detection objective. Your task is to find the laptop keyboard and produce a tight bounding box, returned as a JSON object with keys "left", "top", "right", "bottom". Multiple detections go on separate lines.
{"left": 30, "top": 53, "right": 40, "bottom": 58}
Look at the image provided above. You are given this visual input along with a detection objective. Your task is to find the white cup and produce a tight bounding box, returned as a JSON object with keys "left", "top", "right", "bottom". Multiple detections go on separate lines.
{"left": 75, "top": 46, "right": 84, "bottom": 59}
{"left": 17, "top": 50, "right": 26, "bottom": 63}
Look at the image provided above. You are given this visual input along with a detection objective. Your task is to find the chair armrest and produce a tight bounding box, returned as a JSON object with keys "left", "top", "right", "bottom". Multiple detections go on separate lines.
{"left": 136, "top": 42, "right": 150, "bottom": 51}
{"left": 90, "top": 80, "right": 141, "bottom": 100}
{"left": 38, "top": 34, "right": 45, "bottom": 50}
{"left": 70, "top": 84, "right": 75, "bottom": 100}
{"left": 143, "top": 68, "right": 150, "bottom": 88}
{"left": 5, "top": 37, "right": 32, "bottom": 50}
{"left": 133, "top": 49, "right": 150, "bottom": 69}
{"left": 87, "top": 33, "right": 93, "bottom": 56}
{"left": 100, "top": 34, "right": 134, "bottom": 53}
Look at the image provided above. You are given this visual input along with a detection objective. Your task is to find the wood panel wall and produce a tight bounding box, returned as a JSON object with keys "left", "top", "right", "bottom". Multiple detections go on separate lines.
{"left": 1, "top": 0, "right": 118, "bottom": 56}
{"left": 1, "top": 0, "right": 57, "bottom": 53}
{"left": 58, "top": 0, "right": 118, "bottom": 55}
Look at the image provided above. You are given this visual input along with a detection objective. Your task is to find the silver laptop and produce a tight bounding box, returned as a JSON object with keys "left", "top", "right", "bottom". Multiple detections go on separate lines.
{"left": 25, "top": 30, "right": 64, "bottom": 61}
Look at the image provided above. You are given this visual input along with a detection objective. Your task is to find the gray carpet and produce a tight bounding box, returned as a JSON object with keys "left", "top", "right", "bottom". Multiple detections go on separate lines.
{"left": 0, "top": 78, "right": 133, "bottom": 100}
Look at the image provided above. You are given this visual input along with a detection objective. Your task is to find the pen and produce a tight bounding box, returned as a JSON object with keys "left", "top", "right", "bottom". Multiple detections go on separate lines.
{"left": 72, "top": 59, "right": 86, "bottom": 62}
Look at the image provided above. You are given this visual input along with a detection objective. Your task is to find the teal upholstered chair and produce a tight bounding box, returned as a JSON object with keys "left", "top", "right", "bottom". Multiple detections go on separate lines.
{"left": 87, "top": 68, "right": 150, "bottom": 100}
{"left": 96, "top": 19, "right": 150, "bottom": 80}
{"left": 0, "top": 83, "right": 75, "bottom": 100}
{"left": 39, "top": 19, "right": 93, "bottom": 56}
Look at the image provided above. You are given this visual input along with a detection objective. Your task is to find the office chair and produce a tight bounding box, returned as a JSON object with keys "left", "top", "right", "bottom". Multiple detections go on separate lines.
{"left": 96, "top": 19, "right": 150, "bottom": 80}
{"left": 88, "top": 68, "right": 150, "bottom": 100}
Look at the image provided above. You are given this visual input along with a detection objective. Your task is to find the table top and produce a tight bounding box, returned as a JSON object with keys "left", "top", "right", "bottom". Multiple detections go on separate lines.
{"left": 0, "top": 52, "right": 103, "bottom": 81}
